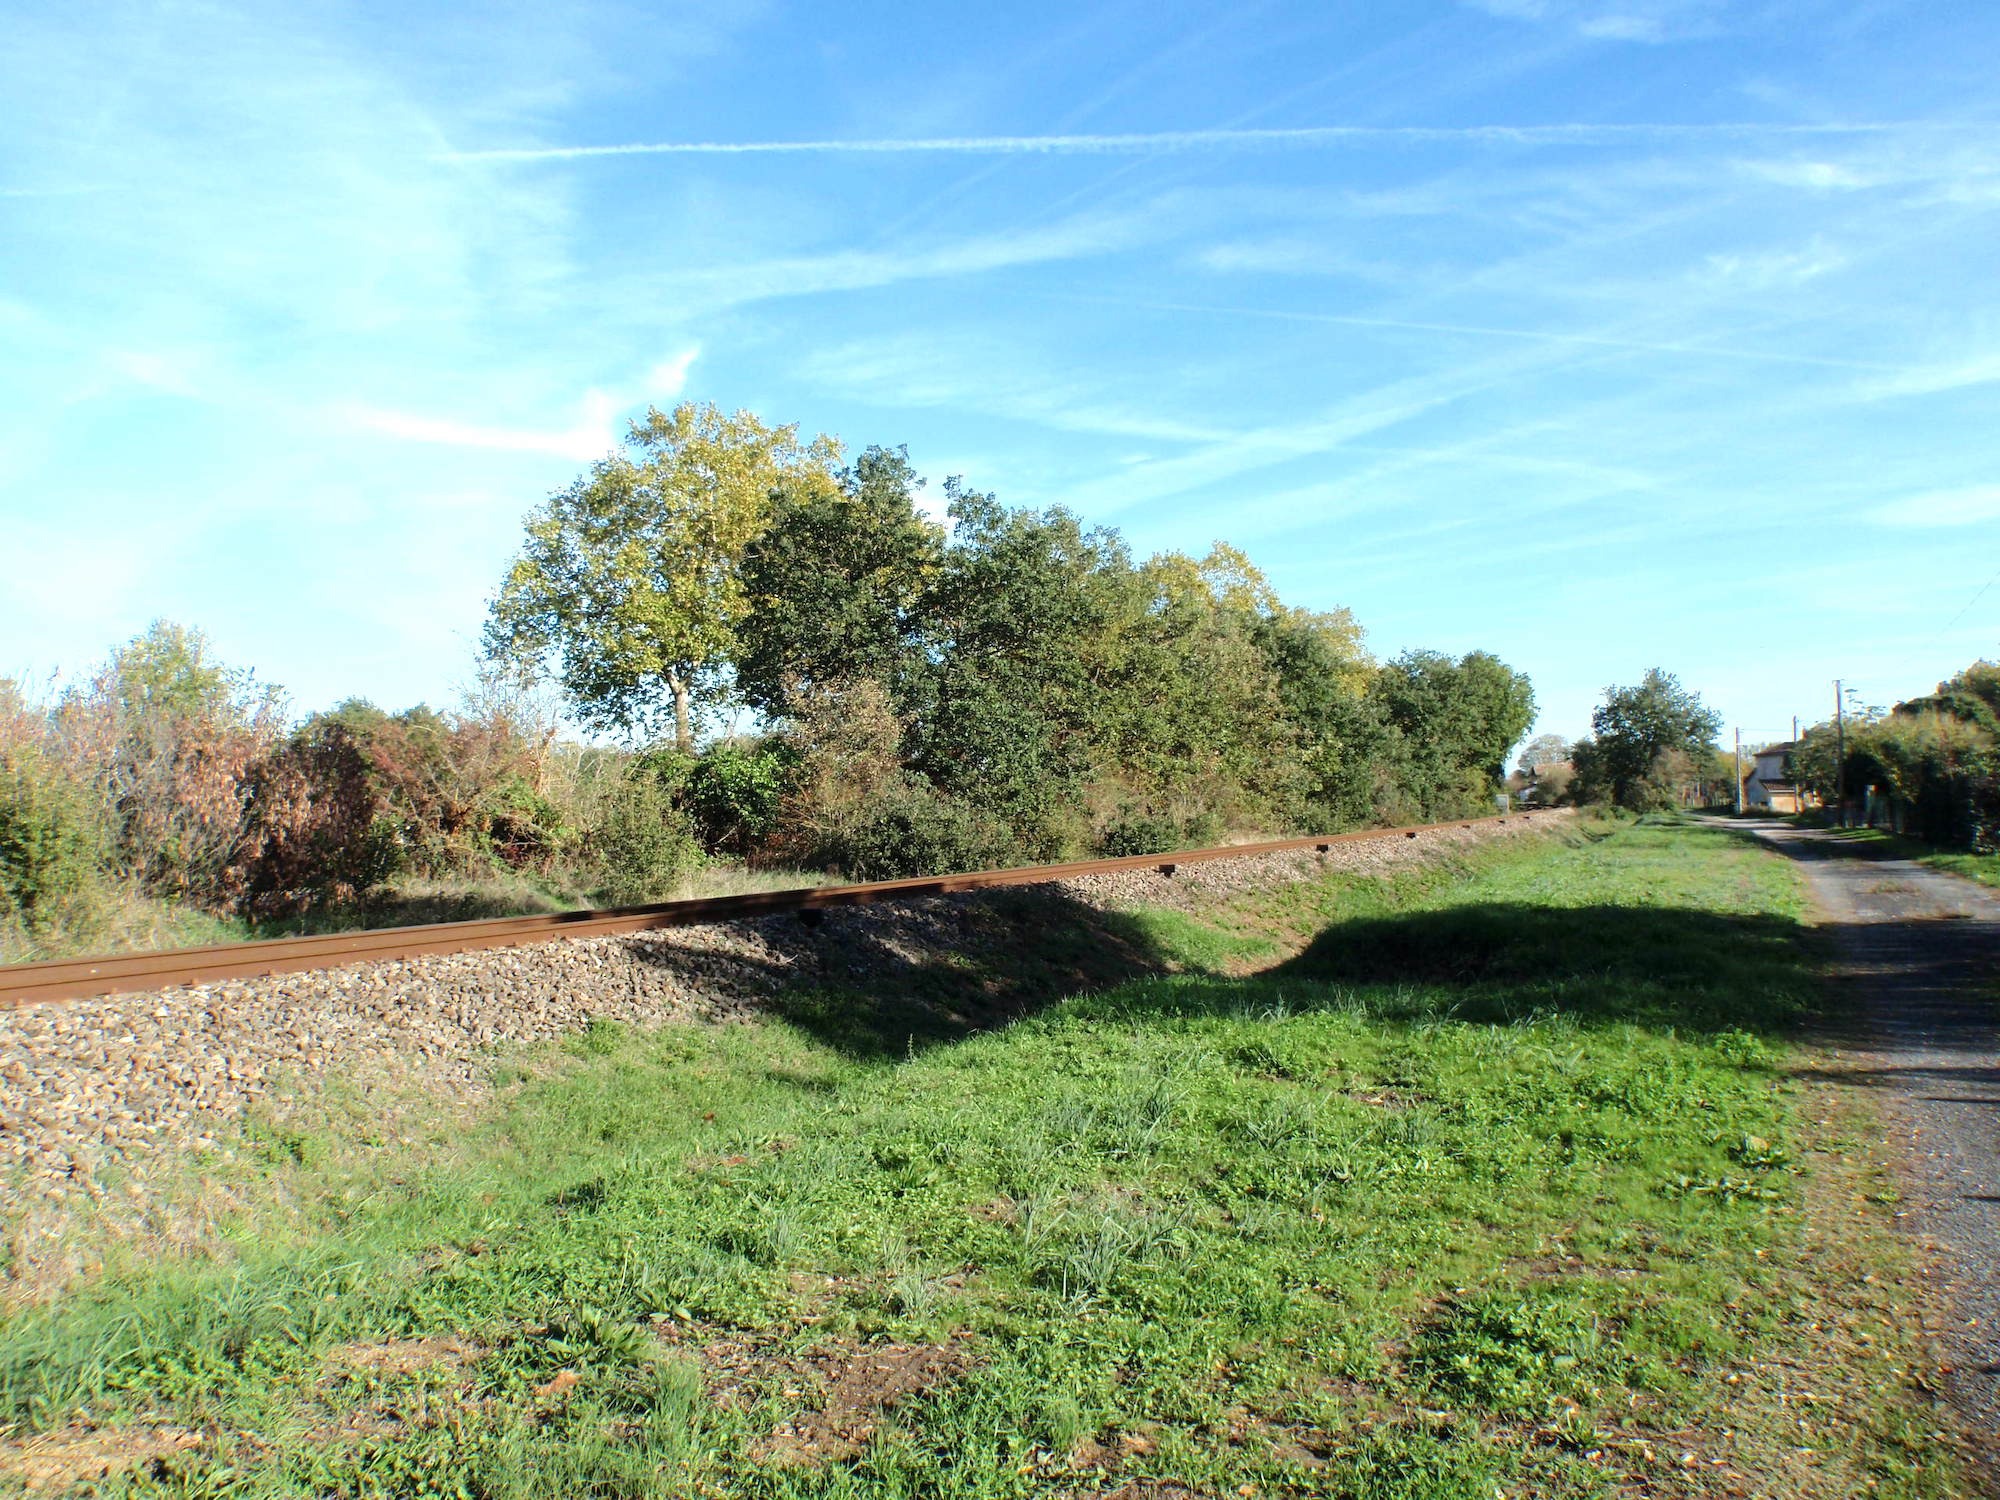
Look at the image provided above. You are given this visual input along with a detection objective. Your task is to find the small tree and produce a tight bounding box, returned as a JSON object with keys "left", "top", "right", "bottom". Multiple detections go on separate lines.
{"left": 485, "top": 402, "right": 841, "bottom": 749}
{"left": 1585, "top": 670, "right": 1722, "bottom": 810}
{"left": 0, "top": 740, "right": 106, "bottom": 921}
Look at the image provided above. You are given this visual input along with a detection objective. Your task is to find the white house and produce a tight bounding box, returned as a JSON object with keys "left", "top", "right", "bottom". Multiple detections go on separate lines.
{"left": 1743, "top": 742, "right": 1814, "bottom": 814}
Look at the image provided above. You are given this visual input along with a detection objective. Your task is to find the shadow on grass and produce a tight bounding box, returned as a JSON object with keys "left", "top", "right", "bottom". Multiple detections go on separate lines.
{"left": 1269, "top": 900, "right": 1809, "bottom": 1033}
{"left": 743, "top": 886, "right": 1175, "bottom": 1061}
{"left": 620, "top": 875, "right": 1815, "bottom": 1060}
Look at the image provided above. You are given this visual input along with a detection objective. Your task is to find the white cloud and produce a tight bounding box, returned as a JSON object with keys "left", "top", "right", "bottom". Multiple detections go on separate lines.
{"left": 1736, "top": 147, "right": 2000, "bottom": 202}
{"left": 1193, "top": 239, "right": 1415, "bottom": 283}
{"left": 1740, "top": 159, "right": 1877, "bottom": 191}
{"left": 346, "top": 392, "right": 620, "bottom": 462}
{"left": 107, "top": 350, "right": 203, "bottom": 397}
{"left": 343, "top": 348, "right": 708, "bottom": 466}
{"left": 649, "top": 347, "right": 701, "bottom": 398}
{"left": 1869, "top": 483, "right": 2000, "bottom": 529}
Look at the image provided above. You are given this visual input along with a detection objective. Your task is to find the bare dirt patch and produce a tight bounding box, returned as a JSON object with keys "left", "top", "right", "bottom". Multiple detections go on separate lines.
{"left": 325, "top": 1333, "right": 486, "bottom": 1377}
{"left": 0, "top": 1424, "right": 203, "bottom": 1493}
{"left": 666, "top": 1326, "right": 976, "bottom": 1467}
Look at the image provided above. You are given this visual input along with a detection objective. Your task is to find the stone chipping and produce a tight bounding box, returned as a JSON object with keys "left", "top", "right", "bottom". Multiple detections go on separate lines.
{"left": 1, "top": 814, "right": 1563, "bottom": 1204}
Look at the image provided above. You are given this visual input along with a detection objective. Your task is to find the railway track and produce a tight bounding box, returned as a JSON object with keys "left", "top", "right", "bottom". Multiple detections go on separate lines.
{"left": 0, "top": 813, "right": 1535, "bottom": 1010}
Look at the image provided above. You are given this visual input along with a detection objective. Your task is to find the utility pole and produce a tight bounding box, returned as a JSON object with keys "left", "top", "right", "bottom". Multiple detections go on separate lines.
{"left": 1733, "top": 727, "right": 1743, "bottom": 815}
{"left": 1834, "top": 679, "right": 1846, "bottom": 829}
{"left": 1792, "top": 715, "right": 1799, "bottom": 743}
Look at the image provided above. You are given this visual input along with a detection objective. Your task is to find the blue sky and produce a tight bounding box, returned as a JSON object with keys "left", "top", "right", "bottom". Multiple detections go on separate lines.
{"left": 3, "top": 0, "right": 1997, "bottom": 749}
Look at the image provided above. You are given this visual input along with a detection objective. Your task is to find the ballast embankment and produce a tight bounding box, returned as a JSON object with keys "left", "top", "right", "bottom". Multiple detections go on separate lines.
{"left": 1, "top": 813, "right": 1563, "bottom": 1205}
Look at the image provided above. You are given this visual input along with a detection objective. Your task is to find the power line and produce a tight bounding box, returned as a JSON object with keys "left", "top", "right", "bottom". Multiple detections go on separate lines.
{"left": 1886, "top": 558, "right": 2000, "bottom": 690}
{"left": 1935, "top": 559, "right": 2000, "bottom": 642}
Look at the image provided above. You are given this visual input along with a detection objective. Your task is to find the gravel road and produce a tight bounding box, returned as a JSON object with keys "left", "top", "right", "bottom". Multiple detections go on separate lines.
{"left": 1731, "top": 817, "right": 2000, "bottom": 1471}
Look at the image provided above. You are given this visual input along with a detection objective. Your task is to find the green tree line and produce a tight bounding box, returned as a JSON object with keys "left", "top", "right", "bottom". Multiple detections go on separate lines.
{"left": 485, "top": 402, "right": 1537, "bottom": 875}
{"left": 1793, "top": 663, "right": 2000, "bottom": 846}
{"left": 2, "top": 401, "right": 1538, "bottom": 954}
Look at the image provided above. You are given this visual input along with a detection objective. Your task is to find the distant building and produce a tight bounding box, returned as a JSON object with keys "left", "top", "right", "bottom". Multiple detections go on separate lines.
{"left": 1519, "top": 761, "right": 1573, "bottom": 806}
{"left": 1743, "top": 742, "right": 1815, "bottom": 814}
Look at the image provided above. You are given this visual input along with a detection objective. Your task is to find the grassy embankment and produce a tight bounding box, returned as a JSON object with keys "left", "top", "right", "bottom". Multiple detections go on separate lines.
{"left": 0, "top": 817, "right": 1971, "bottom": 1497}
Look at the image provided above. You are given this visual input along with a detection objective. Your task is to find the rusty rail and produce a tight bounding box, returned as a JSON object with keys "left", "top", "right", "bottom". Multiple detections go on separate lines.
{"left": 0, "top": 813, "right": 1535, "bottom": 1010}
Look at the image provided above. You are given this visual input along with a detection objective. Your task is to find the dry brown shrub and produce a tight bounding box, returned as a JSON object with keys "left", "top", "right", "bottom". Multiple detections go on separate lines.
{"left": 758, "top": 677, "right": 906, "bottom": 868}
{"left": 223, "top": 725, "right": 391, "bottom": 919}
{"left": 41, "top": 628, "right": 286, "bottom": 908}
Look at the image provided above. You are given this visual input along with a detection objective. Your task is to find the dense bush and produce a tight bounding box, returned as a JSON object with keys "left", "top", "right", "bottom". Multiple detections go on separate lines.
{"left": 0, "top": 742, "right": 106, "bottom": 920}
{"left": 475, "top": 774, "right": 571, "bottom": 868}
{"left": 820, "top": 775, "right": 1016, "bottom": 882}
{"left": 224, "top": 723, "right": 398, "bottom": 919}
{"left": 1094, "top": 806, "right": 1224, "bottom": 858}
{"left": 582, "top": 770, "right": 703, "bottom": 905}
{"left": 683, "top": 742, "right": 789, "bottom": 855}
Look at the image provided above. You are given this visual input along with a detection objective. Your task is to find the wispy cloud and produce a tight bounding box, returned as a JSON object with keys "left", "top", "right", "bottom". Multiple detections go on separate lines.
{"left": 1859, "top": 351, "right": 2000, "bottom": 400}
{"left": 345, "top": 394, "right": 621, "bottom": 462}
{"left": 797, "top": 333, "right": 1230, "bottom": 444}
{"left": 1698, "top": 240, "right": 1847, "bottom": 288}
{"left": 445, "top": 119, "right": 1966, "bottom": 164}
{"left": 1462, "top": 0, "right": 1731, "bottom": 44}
{"left": 649, "top": 347, "right": 700, "bottom": 397}
{"left": 342, "top": 347, "right": 701, "bottom": 461}
{"left": 1067, "top": 293, "right": 1898, "bottom": 372}
{"left": 665, "top": 212, "right": 1150, "bottom": 314}
{"left": 1739, "top": 159, "right": 1879, "bottom": 191}
{"left": 1869, "top": 483, "right": 2000, "bottom": 528}
{"left": 1735, "top": 146, "right": 2000, "bottom": 200}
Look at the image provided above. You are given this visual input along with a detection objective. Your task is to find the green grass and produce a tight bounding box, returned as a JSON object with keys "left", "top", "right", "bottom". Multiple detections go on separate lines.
{"left": 0, "top": 818, "right": 1968, "bottom": 1497}
{"left": 0, "top": 883, "right": 249, "bottom": 965}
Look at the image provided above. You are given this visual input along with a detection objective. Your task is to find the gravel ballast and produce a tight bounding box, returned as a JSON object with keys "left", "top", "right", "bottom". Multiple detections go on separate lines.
{"left": 1, "top": 815, "right": 1563, "bottom": 1207}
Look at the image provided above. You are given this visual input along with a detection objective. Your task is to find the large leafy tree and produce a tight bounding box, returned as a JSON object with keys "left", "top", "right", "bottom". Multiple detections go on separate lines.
{"left": 1368, "top": 649, "right": 1536, "bottom": 818}
{"left": 1255, "top": 606, "right": 1373, "bottom": 725}
{"left": 902, "top": 485, "right": 1122, "bottom": 853}
{"left": 1579, "top": 668, "right": 1723, "bottom": 809}
{"left": 1090, "top": 546, "right": 1306, "bottom": 832}
{"left": 484, "top": 402, "right": 840, "bottom": 748}
{"left": 1249, "top": 605, "right": 1385, "bottom": 828}
{"left": 734, "top": 445, "right": 943, "bottom": 716}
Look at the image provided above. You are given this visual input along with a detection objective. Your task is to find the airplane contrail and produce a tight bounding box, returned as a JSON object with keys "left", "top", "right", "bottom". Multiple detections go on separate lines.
{"left": 444, "top": 120, "right": 1965, "bottom": 164}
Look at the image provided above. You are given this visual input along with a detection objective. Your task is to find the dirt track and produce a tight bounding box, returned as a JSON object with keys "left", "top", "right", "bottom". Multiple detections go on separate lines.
{"left": 1728, "top": 817, "right": 2000, "bottom": 1474}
